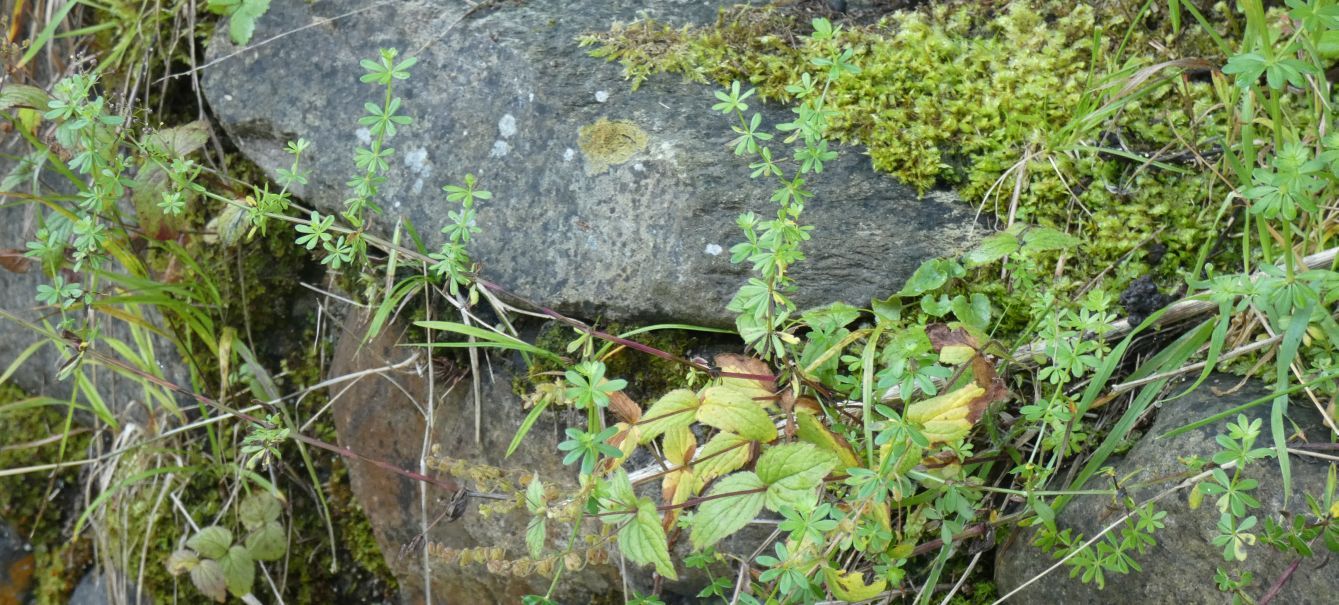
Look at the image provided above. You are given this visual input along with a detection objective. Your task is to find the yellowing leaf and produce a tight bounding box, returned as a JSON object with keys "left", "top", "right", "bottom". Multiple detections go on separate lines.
{"left": 756, "top": 443, "right": 837, "bottom": 512}
{"left": 697, "top": 385, "right": 776, "bottom": 442}
{"left": 714, "top": 353, "right": 776, "bottom": 406}
{"left": 938, "top": 344, "right": 976, "bottom": 365}
{"left": 662, "top": 426, "right": 696, "bottom": 466}
{"left": 823, "top": 567, "right": 888, "bottom": 602}
{"left": 795, "top": 410, "right": 860, "bottom": 471}
{"left": 689, "top": 471, "right": 766, "bottom": 551}
{"left": 637, "top": 389, "right": 700, "bottom": 444}
{"left": 619, "top": 499, "right": 678, "bottom": 580}
{"left": 905, "top": 383, "right": 985, "bottom": 444}
{"left": 692, "top": 431, "right": 752, "bottom": 491}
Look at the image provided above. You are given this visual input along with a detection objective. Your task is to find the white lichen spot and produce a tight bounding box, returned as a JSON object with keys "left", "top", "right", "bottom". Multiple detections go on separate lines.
{"left": 405, "top": 148, "right": 430, "bottom": 174}
{"left": 355, "top": 127, "right": 372, "bottom": 145}
{"left": 528, "top": 92, "right": 534, "bottom": 102}
{"left": 223, "top": 94, "right": 234, "bottom": 103}
{"left": 633, "top": 162, "right": 645, "bottom": 172}
{"left": 704, "top": 243, "right": 724, "bottom": 256}
{"left": 563, "top": 148, "right": 576, "bottom": 162}
{"left": 490, "top": 140, "right": 511, "bottom": 158}
{"left": 498, "top": 114, "right": 517, "bottom": 138}
{"left": 595, "top": 90, "right": 610, "bottom": 103}
{"left": 411, "top": 178, "right": 424, "bottom": 195}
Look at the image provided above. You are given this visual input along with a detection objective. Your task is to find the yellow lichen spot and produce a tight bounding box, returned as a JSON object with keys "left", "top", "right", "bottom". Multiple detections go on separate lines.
{"left": 577, "top": 117, "right": 648, "bottom": 175}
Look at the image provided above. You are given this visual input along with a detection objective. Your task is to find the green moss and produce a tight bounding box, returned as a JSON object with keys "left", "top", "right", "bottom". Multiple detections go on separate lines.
{"left": 583, "top": 0, "right": 1236, "bottom": 312}
{"left": 0, "top": 385, "right": 93, "bottom": 604}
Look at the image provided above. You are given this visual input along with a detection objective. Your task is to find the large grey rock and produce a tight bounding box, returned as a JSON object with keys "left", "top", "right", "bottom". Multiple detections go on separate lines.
{"left": 202, "top": 0, "right": 979, "bottom": 327}
{"left": 995, "top": 374, "right": 1338, "bottom": 604}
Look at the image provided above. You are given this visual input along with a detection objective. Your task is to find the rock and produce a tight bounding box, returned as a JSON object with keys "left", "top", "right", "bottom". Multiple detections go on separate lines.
{"left": 202, "top": 0, "right": 980, "bottom": 327}
{"left": 329, "top": 315, "right": 769, "bottom": 603}
{"left": 0, "top": 520, "right": 34, "bottom": 605}
{"left": 995, "top": 374, "right": 1339, "bottom": 604}
{"left": 0, "top": 174, "right": 192, "bottom": 421}
{"left": 330, "top": 315, "right": 627, "bottom": 603}
{"left": 68, "top": 569, "right": 153, "bottom": 605}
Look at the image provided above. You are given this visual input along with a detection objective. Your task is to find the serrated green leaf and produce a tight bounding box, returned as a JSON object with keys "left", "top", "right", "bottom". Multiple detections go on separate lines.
{"left": 963, "top": 232, "right": 1019, "bottom": 267}
{"left": 239, "top": 492, "right": 281, "bottom": 530}
{"left": 190, "top": 558, "right": 227, "bottom": 602}
{"left": 525, "top": 473, "right": 545, "bottom": 514}
{"left": 244, "top": 521, "right": 286, "bottom": 561}
{"left": 619, "top": 499, "right": 677, "bottom": 580}
{"left": 526, "top": 515, "right": 546, "bottom": 559}
{"left": 696, "top": 385, "right": 776, "bottom": 442}
{"left": 637, "top": 389, "right": 700, "bottom": 444}
{"left": 1021, "top": 227, "right": 1078, "bottom": 253}
{"left": 689, "top": 472, "right": 766, "bottom": 551}
{"left": 692, "top": 432, "right": 752, "bottom": 491}
{"left": 187, "top": 526, "right": 232, "bottom": 559}
{"left": 219, "top": 545, "right": 254, "bottom": 598}
{"left": 756, "top": 443, "right": 837, "bottom": 511}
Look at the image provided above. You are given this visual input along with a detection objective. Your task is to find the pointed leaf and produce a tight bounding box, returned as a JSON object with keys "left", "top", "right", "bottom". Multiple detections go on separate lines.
{"left": 689, "top": 471, "right": 767, "bottom": 551}
{"left": 697, "top": 385, "right": 776, "bottom": 442}
{"left": 637, "top": 389, "right": 700, "bottom": 444}
{"left": 795, "top": 411, "right": 860, "bottom": 470}
{"left": 692, "top": 431, "right": 753, "bottom": 491}
{"left": 620, "top": 498, "right": 678, "bottom": 580}
{"left": 756, "top": 443, "right": 837, "bottom": 511}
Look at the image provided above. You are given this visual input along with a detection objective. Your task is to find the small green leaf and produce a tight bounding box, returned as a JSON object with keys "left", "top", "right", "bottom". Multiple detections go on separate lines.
{"left": 526, "top": 516, "right": 546, "bottom": 559}
{"left": 619, "top": 499, "right": 678, "bottom": 580}
{"left": 187, "top": 526, "right": 232, "bottom": 560}
{"left": 239, "top": 492, "right": 281, "bottom": 530}
{"left": 756, "top": 443, "right": 837, "bottom": 511}
{"left": 689, "top": 472, "right": 767, "bottom": 551}
{"left": 697, "top": 386, "right": 776, "bottom": 442}
{"left": 1021, "top": 227, "right": 1078, "bottom": 253}
{"left": 963, "top": 232, "right": 1019, "bottom": 267}
{"left": 190, "top": 558, "right": 227, "bottom": 602}
{"left": 219, "top": 545, "right": 255, "bottom": 598}
{"left": 244, "top": 521, "right": 286, "bottom": 561}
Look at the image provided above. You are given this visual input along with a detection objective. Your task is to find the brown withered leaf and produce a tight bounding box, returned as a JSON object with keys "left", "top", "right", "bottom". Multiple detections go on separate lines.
{"left": 607, "top": 391, "right": 641, "bottom": 424}
{"left": 925, "top": 323, "right": 979, "bottom": 353}
{"left": 0, "top": 248, "right": 31, "bottom": 273}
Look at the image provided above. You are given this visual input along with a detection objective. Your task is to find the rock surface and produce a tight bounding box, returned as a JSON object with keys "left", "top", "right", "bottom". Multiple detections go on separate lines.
{"left": 202, "top": 0, "right": 980, "bottom": 327}
{"left": 0, "top": 194, "right": 191, "bottom": 420}
{"left": 995, "top": 374, "right": 1339, "bottom": 604}
{"left": 0, "top": 521, "right": 33, "bottom": 605}
{"left": 330, "top": 316, "right": 626, "bottom": 604}
{"left": 330, "top": 315, "right": 769, "bottom": 603}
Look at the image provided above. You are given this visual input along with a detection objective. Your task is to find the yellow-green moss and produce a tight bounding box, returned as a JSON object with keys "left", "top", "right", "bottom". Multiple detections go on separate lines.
{"left": 577, "top": 118, "right": 649, "bottom": 175}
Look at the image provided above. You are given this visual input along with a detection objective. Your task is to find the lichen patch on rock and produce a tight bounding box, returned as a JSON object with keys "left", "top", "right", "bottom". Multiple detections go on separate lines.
{"left": 577, "top": 117, "right": 648, "bottom": 175}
